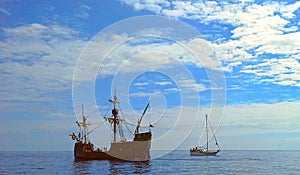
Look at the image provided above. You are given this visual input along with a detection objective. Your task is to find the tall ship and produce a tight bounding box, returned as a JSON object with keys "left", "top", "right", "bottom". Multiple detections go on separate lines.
{"left": 190, "top": 114, "right": 220, "bottom": 156}
{"left": 70, "top": 92, "right": 152, "bottom": 161}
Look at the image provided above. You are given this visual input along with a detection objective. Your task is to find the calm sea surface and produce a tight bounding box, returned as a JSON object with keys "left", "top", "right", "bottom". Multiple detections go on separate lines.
{"left": 0, "top": 150, "right": 299, "bottom": 174}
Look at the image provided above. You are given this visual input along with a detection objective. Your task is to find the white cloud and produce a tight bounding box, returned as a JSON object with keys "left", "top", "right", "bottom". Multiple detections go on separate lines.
{"left": 220, "top": 101, "right": 300, "bottom": 136}
{"left": 130, "top": 78, "right": 207, "bottom": 97}
{"left": 154, "top": 81, "right": 173, "bottom": 86}
{"left": 241, "top": 58, "right": 300, "bottom": 86}
{"left": 121, "top": 0, "right": 170, "bottom": 13}
{"left": 0, "top": 23, "right": 86, "bottom": 113}
{"left": 209, "top": 2, "right": 299, "bottom": 66}
{"left": 121, "top": 0, "right": 300, "bottom": 87}
{"left": 78, "top": 34, "right": 222, "bottom": 84}
{"left": 96, "top": 37, "right": 217, "bottom": 76}
{"left": 129, "top": 91, "right": 158, "bottom": 97}
{"left": 228, "top": 61, "right": 243, "bottom": 68}
{"left": 133, "top": 82, "right": 150, "bottom": 86}
{"left": 280, "top": 1, "right": 300, "bottom": 18}
{"left": 177, "top": 79, "right": 207, "bottom": 92}
{"left": 165, "top": 87, "right": 180, "bottom": 92}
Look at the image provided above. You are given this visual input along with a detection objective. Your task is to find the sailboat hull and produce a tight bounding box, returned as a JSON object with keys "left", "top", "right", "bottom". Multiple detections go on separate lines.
{"left": 190, "top": 150, "right": 219, "bottom": 156}
{"left": 74, "top": 132, "right": 152, "bottom": 161}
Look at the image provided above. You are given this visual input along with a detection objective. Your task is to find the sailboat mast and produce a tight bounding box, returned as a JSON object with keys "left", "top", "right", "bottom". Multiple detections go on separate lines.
{"left": 206, "top": 114, "right": 208, "bottom": 151}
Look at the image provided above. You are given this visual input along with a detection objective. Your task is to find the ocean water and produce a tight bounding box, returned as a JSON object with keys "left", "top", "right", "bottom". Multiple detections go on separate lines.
{"left": 0, "top": 150, "right": 299, "bottom": 174}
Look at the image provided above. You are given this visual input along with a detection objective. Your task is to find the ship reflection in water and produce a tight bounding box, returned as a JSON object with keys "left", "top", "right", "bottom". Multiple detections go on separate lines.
{"left": 72, "top": 160, "right": 152, "bottom": 174}
{"left": 109, "top": 161, "right": 152, "bottom": 174}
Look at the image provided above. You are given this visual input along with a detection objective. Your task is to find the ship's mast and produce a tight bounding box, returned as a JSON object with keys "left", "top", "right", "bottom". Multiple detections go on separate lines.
{"left": 82, "top": 105, "right": 87, "bottom": 143}
{"left": 76, "top": 104, "right": 90, "bottom": 143}
{"left": 135, "top": 102, "right": 150, "bottom": 134}
{"left": 110, "top": 90, "right": 119, "bottom": 142}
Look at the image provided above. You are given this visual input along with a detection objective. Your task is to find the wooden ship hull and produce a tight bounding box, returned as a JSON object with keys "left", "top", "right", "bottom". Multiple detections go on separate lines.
{"left": 74, "top": 132, "right": 152, "bottom": 161}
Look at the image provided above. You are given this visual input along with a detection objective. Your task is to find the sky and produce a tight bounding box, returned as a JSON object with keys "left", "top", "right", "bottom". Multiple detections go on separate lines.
{"left": 0, "top": 0, "right": 299, "bottom": 152}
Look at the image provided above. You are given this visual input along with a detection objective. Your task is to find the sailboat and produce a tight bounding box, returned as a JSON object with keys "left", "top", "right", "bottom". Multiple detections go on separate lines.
{"left": 190, "top": 114, "right": 220, "bottom": 156}
{"left": 70, "top": 92, "right": 152, "bottom": 161}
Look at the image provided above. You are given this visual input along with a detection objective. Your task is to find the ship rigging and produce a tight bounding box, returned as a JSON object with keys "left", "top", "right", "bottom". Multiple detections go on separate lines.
{"left": 70, "top": 91, "right": 153, "bottom": 161}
